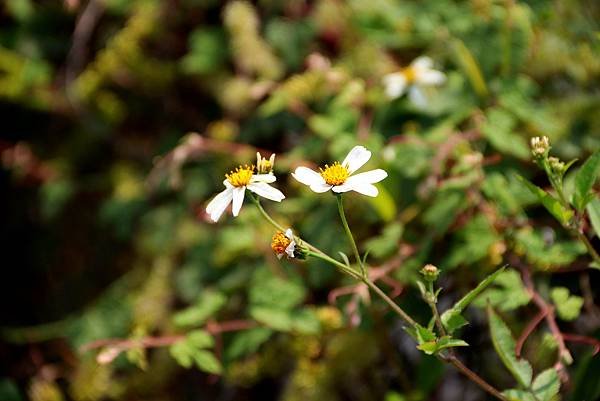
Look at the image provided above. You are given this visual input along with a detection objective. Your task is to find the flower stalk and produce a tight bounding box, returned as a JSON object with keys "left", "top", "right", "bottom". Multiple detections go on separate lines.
{"left": 335, "top": 194, "right": 366, "bottom": 277}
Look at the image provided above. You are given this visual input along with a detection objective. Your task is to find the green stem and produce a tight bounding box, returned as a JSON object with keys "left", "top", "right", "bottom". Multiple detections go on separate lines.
{"left": 335, "top": 194, "right": 365, "bottom": 277}
{"left": 307, "top": 251, "right": 361, "bottom": 280}
{"left": 362, "top": 278, "right": 418, "bottom": 328}
{"left": 577, "top": 230, "right": 600, "bottom": 264}
{"left": 426, "top": 281, "right": 447, "bottom": 337}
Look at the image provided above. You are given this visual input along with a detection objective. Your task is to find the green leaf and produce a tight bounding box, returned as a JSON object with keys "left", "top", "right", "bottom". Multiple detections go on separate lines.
{"left": 225, "top": 328, "right": 273, "bottom": 360}
{"left": 586, "top": 198, "right": 600, "bottom": 239}
{"left": 474, "top": 269, "right": 531, "bottom": 311}
{"left": 550, "top": 287, "right": 583, "bottom": 321}
{"left": 531, "top": 368, "right": 560, "bottom": 401}
{"left": 415, "top": 324, "right": 437, "bottom": 344}
{"left": 173, "top": 290, "right": 227, "bottom": 328}
{"left": 517, "top": 175, "right": 574, "bottom": 226}
{"left": 441, "top": 266, "right": 506, "bottom": 333}
{"left": 169, "top": 341, "right": 193, "bottom": 368}
{"left": 416, "top": 335, "right": 469, "bottom": 355}
{"left": 249, "top": 270, "right": 306, "bottom": 310}
{"left": 573, "top": 151, "right": 600, "bottom": 211}
{"left": 502, "top": 389, "right": 535, "bottom": 401}
{"left": 186, "top": 329, "right": 215, "bottom": 349}
{"left": 250, "top": 306, "right": 293, "bottom": 331}
{"left": 434, "top": 336, "right": 469, "bottom": 351}
{"left": 193, "top": 350, "right": 223, "bottom": 374}
{"left": 291, "top": 309, "right": 321, "bottom": 335}
{"left": 481, "top": 108, "right": 530, "bottom": 159}
{"left": 487, "top": 306, "right": 533, "bottom": 387}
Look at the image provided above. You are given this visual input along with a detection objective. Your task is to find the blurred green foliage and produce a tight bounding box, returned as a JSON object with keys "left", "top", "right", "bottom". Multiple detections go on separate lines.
{"left": 1, "top": 0, "right": 599, "bottom": 400}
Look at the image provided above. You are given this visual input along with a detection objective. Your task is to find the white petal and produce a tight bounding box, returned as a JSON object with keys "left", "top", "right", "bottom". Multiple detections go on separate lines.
{"left": 247, "top": 182, "right": 285, "bottom": 202}
{"left": 331, "top": 184, "right": 353, "bottom": 193}
{"left": 231, "top": 187, "right": 245, "bottom": 216}
{"left": 222, "top": 179, "right": 234, "bottom": 188}
{"left": 408, "top": 86, "right": 428, "bottom": 108}
{"left": 285, "top": 228, "right": 293, "bottom": 239}
{"left": 351, "top": 183, "right": 379, "bottom": 197}
{"left": 310, "top": 182, "right": 332, "bottom": 193}
{"left": 206, "top": 187, "right": 233, "bottom": 222}
{"left": 285, "top": 241, "right": 296, "bottom": 258}
{"left": 252, "top": 173, "right": 276, "bottom": 183}
{"left": 292, "top": 167, "right": 326, "bottom": 186}
{"left": 382, "top": 73, "right": 407, "bottom": 99}
{"left": 342, "top": 146, "right": 371, "bottom": 174}
{"left": 345, "top": 169, "right": 388, "bottom": 185}
{"left": 416, "top": 69, "right": 446, "bottom": 86}
{"left": 411, "top": 56, "right": 433, "bottom": 70}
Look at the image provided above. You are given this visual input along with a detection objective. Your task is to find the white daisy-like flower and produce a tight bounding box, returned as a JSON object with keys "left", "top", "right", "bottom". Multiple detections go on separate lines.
{"left": 256, "top": 152, "right": 275, "bottom": 174}
{"left": 271, "top": 228, "right": 296, "bottom": 259}
{"left": 205, "top": 159, "right": 285, "bottom": 222}
{"left": 291, "top": 146, "right": 388, "bottom": 197}
{"left": 382, "top": 56, "right": 446, "bottom": 107}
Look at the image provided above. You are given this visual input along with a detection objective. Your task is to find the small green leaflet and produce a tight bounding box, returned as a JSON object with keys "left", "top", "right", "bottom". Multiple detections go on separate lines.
{"left": 503, "top": 368, "right": 560, "bottom": 401}
{"left": 550, "top": 287, "right": 583, "bottom": 321}
{"left": 169, "top": 330, "right": 222, "bottom": 374}
{"left": 586, "top": 198, "right": 600, "bottom": 240}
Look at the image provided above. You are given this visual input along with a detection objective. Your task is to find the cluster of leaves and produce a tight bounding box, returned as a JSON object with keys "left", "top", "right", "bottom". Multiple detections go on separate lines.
{"left": 0, "top": 1, "right": 599, "bottom": 401}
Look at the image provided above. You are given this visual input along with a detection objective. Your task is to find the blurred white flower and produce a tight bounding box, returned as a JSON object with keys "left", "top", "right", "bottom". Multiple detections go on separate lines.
{"left": 271, "top": 228, "right": 296, "bottom": 259}
{"left": 292, "top": 146, "right": 387, "bottom": 197}
{"left": 382, "top": 56, "right": 446, "bottom": 107}
{"left": 206, "top": 162, "right": 285, "bottom": 222}
{"left": 256, "top": 152, "right": 275, "bottom": 174}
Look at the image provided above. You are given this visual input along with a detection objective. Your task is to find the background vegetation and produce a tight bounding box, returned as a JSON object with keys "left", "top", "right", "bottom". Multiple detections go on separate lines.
{"left": 1, "top": 0, "right": 599, "bottom": 400}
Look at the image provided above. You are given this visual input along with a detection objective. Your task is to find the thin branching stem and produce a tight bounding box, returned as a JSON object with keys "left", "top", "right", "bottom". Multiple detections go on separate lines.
{"left": 336, "top": 194, "right": 366, "bottom": 277}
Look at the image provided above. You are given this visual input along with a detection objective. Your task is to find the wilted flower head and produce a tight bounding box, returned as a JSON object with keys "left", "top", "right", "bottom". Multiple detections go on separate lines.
{"left": 382, "top": 56, "right": 446, "bottom": 107}
{"left": 292, "top": 146, "right": 388, "bottom": 197}
{"left": 205, "top": 158, "right": 285, "bottom": 222}
{"left": 530, "top": 136, "right": 550, "bottom": 158}
{"left": 271, "top": 228, "right": 296, "bottom": 259}
{"left": 256, "top": 152, "right": 275, "bottom": 174}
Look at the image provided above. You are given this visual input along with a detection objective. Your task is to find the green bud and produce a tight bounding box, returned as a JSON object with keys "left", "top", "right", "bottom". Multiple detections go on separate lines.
{"left": 421, "top": 264, "right": 440, "bottom": 282}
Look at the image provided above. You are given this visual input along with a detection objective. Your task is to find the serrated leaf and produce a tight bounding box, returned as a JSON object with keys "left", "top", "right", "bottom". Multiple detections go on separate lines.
{"left": 441, "top": 266, "right": 506, "bottom": 333}
{"left": 574, "top": 151, "right": 600, "bottom": 211}
{"left": 250, "top": 306, "right": 293, "bottom": 331}
{"left": 193, "top": 350, "right": 222, "bottom": 374}
{"left": 416, "top": 336, "right": 468, "bottom": 355}
{"left": 550, "top": 287, "right": 583, "bottom": 321}
{"left": 173, "top": 290, "right": 227, "bottom": 328}
{"left": 517, "top": 175, "right": 573, "bottom": 226}
{"left": 586, "top": 198, "right": 600, "bottom": 239}
{"left": 487, "top": 306, "right": 533, "bottom": 387}
{"left": 532, "top": 368, "right": 560, "bottom": 401}
{"left": 225, "top": 328, "right": 273, "bottom": 360}
{"left": 503, "top": 389, "right": 536, "bottom": 401}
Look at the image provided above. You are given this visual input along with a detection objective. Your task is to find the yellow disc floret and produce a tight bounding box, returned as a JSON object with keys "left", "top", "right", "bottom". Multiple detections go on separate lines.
{"left": 319, "top": 162, "right": 349, "bottom": 186}
{"left": 401, "top": 66, "right": 417, "bottom": 83}
{"left": 226, "top": 165, "right": 254, "bottom": 187}
{"left": 271, "top": 231, "right": 291, "bottom": 255}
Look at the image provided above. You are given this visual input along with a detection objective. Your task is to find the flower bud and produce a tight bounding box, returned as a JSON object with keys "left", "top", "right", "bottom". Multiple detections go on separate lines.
{"left": 256, "top": 152, "right": 275, "bottom": 174}
{"left": 530, "top": 136, "right": 550, "bottom": 158}
{"left": 421, "top": 264, "right": 440, "bottom": 282}
{"left": 271, "top": 228, "right": 297, "bottom": 259}
{"left": 548, "top": 156, "right": 565, "bottom": 175}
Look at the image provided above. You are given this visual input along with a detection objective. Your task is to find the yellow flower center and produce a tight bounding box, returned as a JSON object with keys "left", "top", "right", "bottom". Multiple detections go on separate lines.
{"left": 319, "top": 162, "right": 349, "bottom": 186}
{"left": 258, "top": 160, "right": 272, "bottom": 174}
{"left": 271, "top": 231, "right": 291, "bottom": 255}
{"left": 401, "top": 66, "right": 416, "bottom": 83}
{"left": 226, "top": 165, "right": 254, "bottom": 187}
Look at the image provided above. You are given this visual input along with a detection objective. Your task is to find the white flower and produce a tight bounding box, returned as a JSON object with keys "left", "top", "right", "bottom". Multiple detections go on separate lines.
{"left": 271, "top": 228, "right": 296, "bottom": 259}
{"left": 205, "top": 163, "right": 285, "bottom": 222}
{"left": 291, "top": 146, "right": 388, "bottom": 197}
{"left": 382, "top": 56, "right": 446, "bottom": 107}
